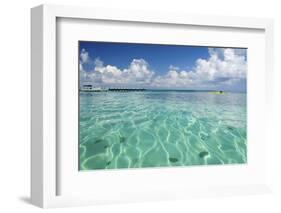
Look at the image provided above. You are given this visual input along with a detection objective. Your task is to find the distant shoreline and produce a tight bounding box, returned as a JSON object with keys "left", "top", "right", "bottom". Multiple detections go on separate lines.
{"left": 79, "top": 89, "right": 246, "bottom": 93}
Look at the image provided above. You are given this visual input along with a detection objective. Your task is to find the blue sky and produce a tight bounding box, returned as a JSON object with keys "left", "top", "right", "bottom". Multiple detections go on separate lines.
{"left": 79, "top": 41, "right": 247, "bottom": 92}
{"left": 79, "top": 42, "right": 210, "bottom": 74}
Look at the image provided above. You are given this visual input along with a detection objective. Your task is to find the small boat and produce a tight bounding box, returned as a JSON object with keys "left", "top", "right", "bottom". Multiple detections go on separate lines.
{"left": 209, "top": 91, "right": 224, "bottom": 94}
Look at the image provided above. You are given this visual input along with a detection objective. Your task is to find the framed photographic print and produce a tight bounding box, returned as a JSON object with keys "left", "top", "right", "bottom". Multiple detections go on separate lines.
{"left": 31, "top": 4, "right": 274, "bottom": 208}
{"left": 78, "top": 41, "right": 247, "bottom": 170}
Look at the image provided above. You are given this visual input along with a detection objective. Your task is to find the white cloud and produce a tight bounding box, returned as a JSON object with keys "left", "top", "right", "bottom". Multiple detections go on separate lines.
{"left": 79, "top": 47, "right": 247, "bottom": 89}
{"left": 94, "top": 57, "right": 104, "bottom": 68}
{"left": 150, "top": 48, "right": 247, "bottom": 88}
{"left": 80, "top": 53, "right": 154, "bottom": 87}
{"left": 198, "top": 48, "right": 247, "bottom": 80}
{"left": 80, "top": 48, "right": 89, "bottom": 63}
{"left": 169, "top": 65, "right": 180, "bottom": 70}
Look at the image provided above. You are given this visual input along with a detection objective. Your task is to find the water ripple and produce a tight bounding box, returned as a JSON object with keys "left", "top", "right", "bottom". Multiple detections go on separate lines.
{"left": 79, "top": 91, "right": 247, "bottom": 170}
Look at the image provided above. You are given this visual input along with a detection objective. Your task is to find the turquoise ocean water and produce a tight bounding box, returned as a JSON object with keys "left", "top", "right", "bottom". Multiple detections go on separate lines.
{"left": 79, "top": 91, "right": 247, "bottom": 170}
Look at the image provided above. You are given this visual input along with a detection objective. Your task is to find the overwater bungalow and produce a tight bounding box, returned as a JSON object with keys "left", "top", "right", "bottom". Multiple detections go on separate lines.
{"left": 80, "top": 84, "right": 108, "bottom": 92}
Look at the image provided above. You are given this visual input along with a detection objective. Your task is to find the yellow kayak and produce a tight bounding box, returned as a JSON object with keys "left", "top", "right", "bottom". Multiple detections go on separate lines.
{"left": 209, "top": 91, "right": 224, "bottom": 94}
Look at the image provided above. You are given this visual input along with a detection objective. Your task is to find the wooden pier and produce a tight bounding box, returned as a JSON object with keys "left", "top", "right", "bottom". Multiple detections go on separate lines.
{"left": 80, "top": 88, "right": 146, "bottom": 92}
{"left": 108, "top": 88, "right": 146, "bottom": 92}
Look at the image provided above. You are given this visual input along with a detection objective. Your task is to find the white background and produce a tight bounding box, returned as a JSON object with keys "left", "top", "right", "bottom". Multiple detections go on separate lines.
{"left": 58, "top": 18, "right": 266, "bottom": 198}
{"left": 0, "top": 0, "right": 280, "bottom": 212}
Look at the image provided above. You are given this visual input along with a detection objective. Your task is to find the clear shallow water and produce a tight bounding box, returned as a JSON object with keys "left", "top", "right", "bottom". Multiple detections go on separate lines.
{"left": 79, "top": 91, "right": 247, "bottom": 170}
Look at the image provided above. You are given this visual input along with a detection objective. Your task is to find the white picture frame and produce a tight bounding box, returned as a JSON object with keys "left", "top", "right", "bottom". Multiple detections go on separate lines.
{"left": 31, "top": 4, "right": 274, "bottom": 208}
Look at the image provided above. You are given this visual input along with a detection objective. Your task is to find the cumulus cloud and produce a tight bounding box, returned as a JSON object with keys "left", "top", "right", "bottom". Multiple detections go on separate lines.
{"left": 80, "top": 52, "right": 154, "bottom": 87}
{"left": 79, "top": 47, "right": 247, "bottom": 90}
{"left": 80, "top": 49, "right": 89, "bottom": 63}
{"left": 150, "top": 48, "right": 247, "bottom": 89}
